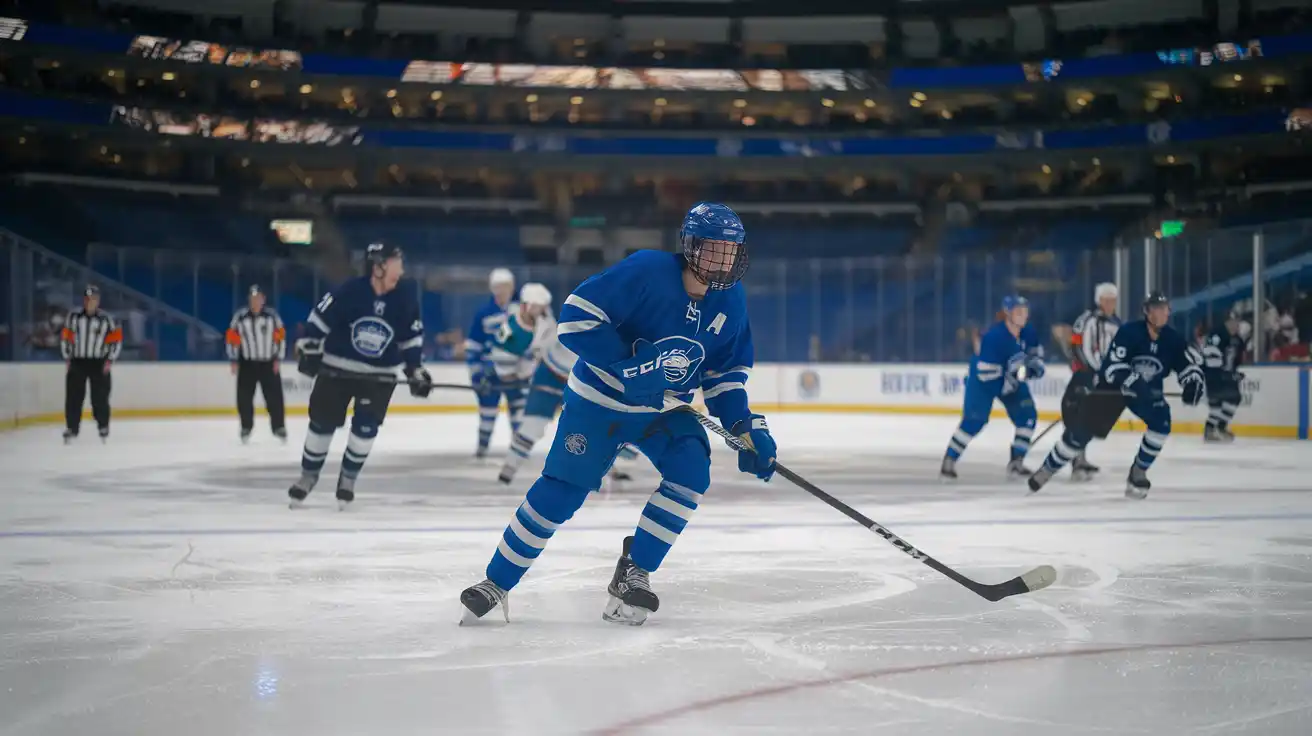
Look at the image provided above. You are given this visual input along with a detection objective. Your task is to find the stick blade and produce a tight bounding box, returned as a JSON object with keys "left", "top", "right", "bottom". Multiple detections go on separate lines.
{"left": 1021, "top": 564, "right": 1058, "bottom": 592}
{"left": 976, "top": 564, "right": 1058, "bottom": 602}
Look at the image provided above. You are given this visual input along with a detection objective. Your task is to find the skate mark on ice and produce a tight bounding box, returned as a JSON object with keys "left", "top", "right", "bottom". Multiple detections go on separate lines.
{"left": 594, "top": 635, "right": 1312, "bottom": 736}
{"left": 741, "top": 634, "right": 1122, "bottom": 731}
{"left": 6, "top": 510, "right": 1312, "bottom": 540}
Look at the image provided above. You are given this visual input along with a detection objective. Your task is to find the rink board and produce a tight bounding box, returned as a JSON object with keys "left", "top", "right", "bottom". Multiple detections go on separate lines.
{"left": 1, "top": 362, "right": 1308, "bottom": 439}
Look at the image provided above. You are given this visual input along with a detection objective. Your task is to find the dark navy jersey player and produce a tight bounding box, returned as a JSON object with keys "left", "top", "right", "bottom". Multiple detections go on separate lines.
{"left": 288, "top": 243, "right": 433, "bottom": 509}
{"left": 1201, "top": 313, "right": 1244, "bottom": 443}
{"left": 1029, "top": 292, "right": 1205, "bottom": 499}
{"left": 459, "top": 202, "right": 778, "bottom": 626}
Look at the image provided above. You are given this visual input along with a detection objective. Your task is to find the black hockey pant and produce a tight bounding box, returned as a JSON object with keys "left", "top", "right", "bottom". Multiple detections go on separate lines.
{"left": 66, "top": 358, "right": 111, "bottom": 433}
{"left": 237, "top": 360, "right": 287, "bottom": 433}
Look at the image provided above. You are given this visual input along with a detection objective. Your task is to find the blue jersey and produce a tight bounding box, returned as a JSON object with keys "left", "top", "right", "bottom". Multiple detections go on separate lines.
{"left": 970, "top": 321, "right": 1042, "bottom": 396}
{"left": 305, "top": 276, "right": 423, "bottom": 375}
{"left": 1201, "top": 326, "right": 1241, "bottom": 377}
{"left": 465, "top": 297, "right": 511, "bottom": 368}
{"left": 1101, "top": 320, "right": 1202, "bottom": 390}
{"left": 556, "top": 250, "right": 755, "bottom": 428}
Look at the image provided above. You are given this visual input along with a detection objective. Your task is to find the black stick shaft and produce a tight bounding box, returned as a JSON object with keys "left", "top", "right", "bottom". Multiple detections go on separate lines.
{"left": 675, "top": 406, "right": 1051, "bottom": 602}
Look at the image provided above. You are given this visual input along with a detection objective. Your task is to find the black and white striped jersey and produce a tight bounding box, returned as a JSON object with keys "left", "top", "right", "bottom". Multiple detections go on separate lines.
{"left": 226, "top": 307, "right": 286, "bottom": 362}
{"left": 61, "top": 309, "right": 122, "bottom": 361}
{"left": 1070, "top": 307, "right": 1121, "bottom": 372}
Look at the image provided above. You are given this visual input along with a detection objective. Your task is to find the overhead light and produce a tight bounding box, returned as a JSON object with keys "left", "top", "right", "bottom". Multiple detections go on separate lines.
{"left": 430, "top": 90, "right": 442, "bottom": 101}
{"left": 249, "top": 79, "right": 261, "bottom": 89}
{"left": 1077, "top": 97, "right": 1088, "bottom": 106}
{"left": 863, "top": 99, "right": 876, "bottom": 108}
{"left": 913, "top": 92, "right": 927, "bottom": 101}
{"left": 137, "top": 79, "right": 146, "bottom": 88}
{"left": 386, "top": 89, "right": 397, "bottom": 98}
{"left": 820, "top": 98, "right": 835, "bottom": 108}
{"left": 100, "top": 146, "right": 108, "bottom": 155}
{"left": 525, "top": 93, "right": 539, "bottom": 103}
{"left": 940, "top": 109, "right": 953, "bottom": 119}
{"left": 1041, "top": 164, "right": 1052, "bottom": 174}
{"left": 1233, "top": 73, "right": 1243, "bottom": 82}
{"left": 909, "top": 99, "right": 922, "bottom": 108}
{"left": 1166, "top": 155, "right": 1176, "bottom": 164}
{"left": 112, "top": 154, "right": 121, "bottom": 164}
{"left": 106, "top": 70, "right": 116, "bottom": 78}
{"left": 161, "top": 72, "right": 175, "bottom": 81}
{"left": 733, "top": 99, "right": 747, "bottom": 108}
{"left": 654, "top": 97, "right": 667, "bottom": 106}
{"left": 300, "top": 84, "right": 313, "bottom": 94}
{"left": 1092, "top": 157, "right": 1101, "bottom": 166}
{"left": 569, "top": 95, "right": 583, "bottom": 105}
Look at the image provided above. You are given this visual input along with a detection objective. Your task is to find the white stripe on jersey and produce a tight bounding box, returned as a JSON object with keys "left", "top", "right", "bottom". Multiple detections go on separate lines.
{"left": 1073, "top": 309, "right": 1120, "bottom": 371}
{"left": 61, "top": 310, "right": 121, "bottom": 361}
{"left": 227, "top": 308, "right": 285, "bottom": 362}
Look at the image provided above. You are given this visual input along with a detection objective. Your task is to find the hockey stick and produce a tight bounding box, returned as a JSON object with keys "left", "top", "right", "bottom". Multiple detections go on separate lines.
{"left": 673, "top": 405, "right": 1056, "bottom": 602}
{"left": 1033, "top": 389, "right": 1184, "bottom": 446}
{"left": 316, "top": 366, "right": 526, "bottom": 393}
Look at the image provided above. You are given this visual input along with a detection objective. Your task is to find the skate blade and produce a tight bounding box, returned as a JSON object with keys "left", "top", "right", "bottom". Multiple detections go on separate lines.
{"left": 337, "top": 500, "right": 352, "bottom": 511}
{"left": 459, "top": 601, "right": 510, "bottom": 626}
{"left": 602, "top": 595, "right": 649, "bottom": 626}
{"left": 288, "top": 498, "right": 305, "bottom": 510}
{"left": 1124, "top": 487, "right": 1149, "bottom": 500}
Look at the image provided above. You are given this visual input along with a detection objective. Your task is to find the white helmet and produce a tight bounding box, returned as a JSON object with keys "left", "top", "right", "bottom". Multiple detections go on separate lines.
{"left": 489, "top": 268, "right": 515, "bottom": 289}
{"left": 519, "top": 282, "right": 552, "bottom": 308}
{"left": 1095, "top": 282, "right": 1118, "bottom": 301}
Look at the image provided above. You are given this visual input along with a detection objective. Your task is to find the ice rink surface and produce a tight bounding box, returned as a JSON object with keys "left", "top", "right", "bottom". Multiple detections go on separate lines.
{"left": 2, "top": 412, "right": 1312, "bottom": 736}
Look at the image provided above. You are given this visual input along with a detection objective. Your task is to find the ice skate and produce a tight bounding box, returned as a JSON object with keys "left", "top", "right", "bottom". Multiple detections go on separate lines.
{"left": 1027, "top": 465, "right": 1054, "bottom": 494}
{"left": 1007, "top": 458, "right": 1032, "bottom": 479}
{"left": 1204, "top": 425, "right": 1226, "bottom": 443}
{"left": 1125, "top": 465, "right": 1151, "bottom": 500}
{"left": 62, "top": 429, "right": 76, "bottom": 445}
{"left": 336, "top": 475, "right": 356, "bottom": 511}
{"left": 474, "top": 445, "right": 489, "bottom": 461}
{"left": 273, "top": 428, "right": 288, "bottom": 444}
{"left": 1070, "top": 453, "right": 1099, "bottom": 482}
{"left": 497, "top": 469, "right": 514, "bottom": 485}
{"left": 1219, "top": 426, "right": 1236, "bottom": 443}
{"left": 98, "top": 427, "right": 109, "bottom": 443}
{"left": 602, "top": 536, "right": 659, "bottom": 626}
{"left": 288, "top": 471, "right": 318, "bottom": 509}
{"left": 459, "top": 579, "right": 509, "bottom": 624}
{"left": 939, "top": 456, "right": 958, "bottom": 481}
{"left": 240, "top": 429, "right": 251, "bottom": 445}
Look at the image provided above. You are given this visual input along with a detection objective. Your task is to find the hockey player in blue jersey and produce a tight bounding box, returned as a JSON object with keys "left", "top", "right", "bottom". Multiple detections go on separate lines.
{"left": 288, "top": 243, "right": 432, "bottom": 509}
{"left": 940, "top": 296, "right": 1045, "bottom": 480}
{"left": 495, "top": 283, "right": 640, "bottom": 487}
{"left": 466, "top": 268, "right": 523, "bottom": 458}
{"left": 1201, "top": 313, "right": 1243, "bottom": 443}
{"left": 1028, "top": 292, "right": 1205, "bottom": 499}
{"left": 459, "top": 202, "right": 776, "bottom": 626}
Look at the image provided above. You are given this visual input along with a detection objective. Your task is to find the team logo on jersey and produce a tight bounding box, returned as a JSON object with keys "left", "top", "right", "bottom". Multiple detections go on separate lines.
{"left": 565, "top": 433, "right": 587, "bottom": 455}
{"left": 350, "top": 316, "right": 395, "bottom": 358}
{"left": 1131, "top": 356, "right": 1165, "bottom": 380}
{"left": 619, "top": 336, "right": 706, "bottom": 387}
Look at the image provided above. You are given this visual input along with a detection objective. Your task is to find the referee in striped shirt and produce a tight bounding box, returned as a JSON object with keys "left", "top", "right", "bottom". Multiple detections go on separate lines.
{"left": 227, "top": 285, "right": 288, "bottom": 442}
{"left": 61, "top": 285, "right": 121, "bottom": 443}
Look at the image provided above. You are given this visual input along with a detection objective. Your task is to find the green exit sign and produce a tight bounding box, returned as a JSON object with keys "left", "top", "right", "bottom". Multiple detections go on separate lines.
{"left": 1159, "top": 220, "right": 1185, "bottom": 238}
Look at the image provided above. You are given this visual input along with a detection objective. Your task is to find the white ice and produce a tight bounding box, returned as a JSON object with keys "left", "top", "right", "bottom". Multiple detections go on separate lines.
{"left": 2, "top": 413, "right": 1312, "bottom": 736}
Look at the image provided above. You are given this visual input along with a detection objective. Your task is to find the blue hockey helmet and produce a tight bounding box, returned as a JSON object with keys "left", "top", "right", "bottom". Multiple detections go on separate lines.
{"left": 680, "top": 202, "right": 748, "bottom": 290}
{"left": 1001, "top": 295, "right": 1030, "bottom": 313}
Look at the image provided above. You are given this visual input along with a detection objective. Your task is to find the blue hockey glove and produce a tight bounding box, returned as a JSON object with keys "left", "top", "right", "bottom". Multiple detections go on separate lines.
{"left": 729, "top": 414, "right": 777, "bottom": 482}
{"left": 608, "top": 338, "right": 672, "bottom": 410}
{"left": 406, "top": 365, "right": 433, "bottom": 399}
{"left": 1023, "top": 355, "right": 1046, "bottom": 380}
{"left": 295, "top": 338, "right": 323, "bottom": 378}
{"left": 1179, "top": 368, "right": 1205, "bottom": 406}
